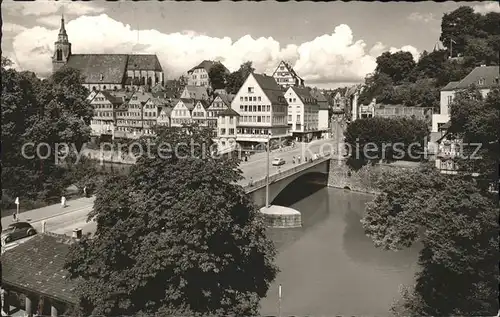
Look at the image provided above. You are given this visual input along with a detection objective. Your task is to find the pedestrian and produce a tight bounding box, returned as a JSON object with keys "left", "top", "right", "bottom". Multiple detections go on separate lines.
{"left": 83, "top": 186, "right": 87, "bottom": 197}
{"left": 61, "top": 196, "right": 67, "bottom": 208}
{"left": 292, "top": 156, "right": 295, "bottom": 164}
{"left": 298, "top": 155, "right": 301, "bottom": 163}
{"left": 12, "top": 212, "right": 17, "bottom": 222}
{"left": 249, "top": 177, "right": 253, "bottom": 187}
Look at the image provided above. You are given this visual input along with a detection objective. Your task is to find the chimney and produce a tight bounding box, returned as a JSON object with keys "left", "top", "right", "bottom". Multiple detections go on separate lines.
{"left": 72, "top": 228, "right": 82, "bottom": 239}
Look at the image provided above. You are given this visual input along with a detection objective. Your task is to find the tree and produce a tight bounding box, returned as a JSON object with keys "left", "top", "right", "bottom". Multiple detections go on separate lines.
{"left": 449, "top": 86, "right": 500, "bottom": 188}
{"left": 440, "top": 6, "right": 480, "bottom": 57}
{"left": 361, "top": 167, "right": 499, "bottom": 316}
{"left": 343, "top": 117, "right": 429, "bottom": 169}
{"left": 1, "top": 59, "right": 93, "bottom": 201}
{"left": 225, "top": 61, "right": 255, "bottom": 94}
{"left": 65, "top": 124, "right": 278, "bottom": 316}
{"left": 208, "top": 63, "right": 227, "bottom": 90}
{"left": 375, "top": 51, "right": 416, "bottom": 85}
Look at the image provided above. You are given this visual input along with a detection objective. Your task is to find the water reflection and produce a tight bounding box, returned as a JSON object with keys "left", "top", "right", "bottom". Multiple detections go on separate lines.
{"left": 260, "top": 187, "right": 419, "bottom": 316}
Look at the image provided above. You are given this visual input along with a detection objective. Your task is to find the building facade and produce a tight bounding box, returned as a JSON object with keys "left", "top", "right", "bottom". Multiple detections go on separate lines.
{"left": 191, "top": 100, "right": 210, "bottom": 127}
{"left": 52, "top": 15, "right": 164, "bottom": 91}
{"left": 207, "top": 94, "right": 234, "bottom": 130}
{"left": 272, "top": 61, "right": 305, "bottom": 88}
{"left": 180, "top": 85, "right": 209, "bottom": 101}
{"left": 215, "top": 108, "right": 240, "bottom": 151}
{"left": 431, "top": 66, "right": 500, "bottom": 133}
{"left": 114, "top": 92, "right": 152, "bottom": 139}
{"left": 171, "top": 99, "right": 195, "bottom": 127}
{"left": 89, "top": 91, "right": 130, "bottom": 139}
{"left": 284, "top": 87, "right": 319, "bottom": 142}
{"left": 231, "top": 73, "right": 290, "bottom": 147}
{"left": 309, "top": 89, "right": 330, "bottom": 138}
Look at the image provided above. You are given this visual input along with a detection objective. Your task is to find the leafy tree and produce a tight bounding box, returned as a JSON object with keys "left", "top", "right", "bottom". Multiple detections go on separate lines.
{"left": 65, "top": 124, "right": 278, "bottom": 316}
{"left": 208, "top": 62, "right": 228, "bottom": 90}
{"left": 344, "top": 117, "right": 429, "bottom": 169}
{"left": 1, "top": 58, "right": 93, "bottom": 201}
{"left": 449, "top": 86, "right": 500, "bottom": 188}
{"left": 440, "top": 6, "right": 480, "bottom": 57}
{"left": 358, "top": 72, "right": 395, "bottom": 105}
{"left": 225, "top": 61, "right": 255, "bottom": 94}
{"left": 375, "top": 51, "right": 416, "bottom": 85}
{"left": 409, "top": 49, "right": 448, "bottom": 81}
{"left": 362, "top": 168, "right": 499, "bottom": 316}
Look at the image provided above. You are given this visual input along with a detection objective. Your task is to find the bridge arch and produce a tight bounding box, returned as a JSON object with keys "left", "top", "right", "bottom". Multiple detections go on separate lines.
{"left": 272, "top": 171, "right": 328, "bottom": 206}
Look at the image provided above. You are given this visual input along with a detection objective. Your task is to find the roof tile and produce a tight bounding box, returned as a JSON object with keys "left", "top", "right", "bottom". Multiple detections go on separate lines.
{"left": 2, "top": 233, "right": 78, "bottom": 304}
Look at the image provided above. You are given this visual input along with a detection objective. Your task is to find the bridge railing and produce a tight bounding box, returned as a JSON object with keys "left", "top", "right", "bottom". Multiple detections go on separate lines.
{"left": 243, "top": 153, "right": 332, "bottom": 193}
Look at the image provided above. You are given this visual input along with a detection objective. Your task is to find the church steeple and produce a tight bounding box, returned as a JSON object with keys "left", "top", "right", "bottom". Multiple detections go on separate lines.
{"left": 52, "top": 12, "right": 72, "bottom": 73}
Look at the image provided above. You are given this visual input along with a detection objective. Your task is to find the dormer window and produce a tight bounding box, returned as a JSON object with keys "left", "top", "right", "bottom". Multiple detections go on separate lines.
{"left": 248, "top": 87, "right": 254, "bottom": 93}
{"left": 100, "top": 74, "right": 104, "bottom": 81}
{"left": 478, "top": 78, "right": 485, "bottom": 85}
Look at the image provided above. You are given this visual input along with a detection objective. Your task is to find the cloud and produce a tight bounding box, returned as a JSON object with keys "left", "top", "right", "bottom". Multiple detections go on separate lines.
{"left": 368, "top": 42, "right": 420, "bottom": 62}
{"left": 37, "top": 15, "right": 63, "bottom": 28}
{"left": 2, "top": 22, "right": 27, "bottom": 39}
{"left": 9, "top": 14, "right": 418, "bottom": 86}
{"left": 3, "top": 0, "right": 104, "bottom": 16}
{"left": 473, "top": 2, "right": 500, "bottom": 14}
{"left": 407, "top": 12, "right": 436, "bottom": 23}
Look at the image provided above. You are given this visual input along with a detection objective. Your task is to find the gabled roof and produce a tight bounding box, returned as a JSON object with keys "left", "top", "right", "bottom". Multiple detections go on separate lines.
{"left": 1, "top": 233, "right": 78, "bottom": 304}
{"left": 182, "top": 85, "right": 208, "bottom": 100}
{"left": 289, "top": 86, "right": 317, "bottom": 105}
{"left": 219, "top": 108, "right": 240, "bottom": 117}
{"left": 218, "top": 93, "right": 234, "bottom": 105}
{"left": 179, "top": 98, "right": 195, "bottom": 110}
{"left": 187, "top": 60, "right": 230, "bottom": 74}
{"left": 159, "top": 106, "right": 173, "bottom": 117}
{"left": 252, "top": 73, "right": 287, "bottom": 105}
{"left": 441, "top": 81, "right": 459, "bottom": 91}
{"left": 100, "top": 90, "right": 128, "bottom": 105}
{"left": 273, "top": 61, "right": 303, "bottom": 81}
{"left": 65, "top": 54, "right": 128, "bottom": 84}
{"left": 195, "top": 99, "right": 210, "bottom": 110}
{"left": 130, "top": 91, "right": 153, "bottom": 104}
{"left": 127, "top": 54, "right": 162, "bottom": 71}
{"left": 454, "top": 66, "right": 499, "bottom": 90}
{"left": 309, "top": 89, "right": 329, "bottom": 110}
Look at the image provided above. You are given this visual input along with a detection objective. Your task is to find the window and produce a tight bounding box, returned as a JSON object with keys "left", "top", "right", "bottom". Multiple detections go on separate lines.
{"left": 244, "top": 97, "right": 248, "bottom": 101}
{"left": 229, "top": 128, "right": 235, "bottom": 135}
{"left": 248, "top": 87, "right": 254, "bottom": 93}
{"left": 240, "top": 97, "right": 243, "bottom": 101}
{"left": 297, "top": 115, "right": 301, "bottom": 121}
{"left": 478, "top": 78, "right": 485, "bottom": 85}
{"left": 220, "top": 128, "right": 226, "bottom": 135}
{"left": 447, "top": 95, "right": 453, "bottom": 105}
{"left": 266, "top": 105, "right": 270, "bottom": 112}
{"left": 258, "top": 96, "right": 261, "bottom": 101}
{"left": 288, "top": 115, "right": 292, "bottom": 121}
{"left": 103, "top": 86, "right": 107, "bottom": 90}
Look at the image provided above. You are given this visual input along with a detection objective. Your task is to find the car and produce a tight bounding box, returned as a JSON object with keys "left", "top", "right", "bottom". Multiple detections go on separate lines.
{"left": 272, "top": 157, "right": 286, "bottom": 166}
{"left": 1, "top": 222, "right": 37, "bottom": 244}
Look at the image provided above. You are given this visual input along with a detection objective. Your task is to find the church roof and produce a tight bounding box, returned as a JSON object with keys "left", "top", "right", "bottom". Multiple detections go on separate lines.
{"left": 127, "top": 54, "right": 162, "bottom": 71}
{"left": 65, "top": 54, "right": 128, "bottom": 84}
{"left": 64, "top": 54, "right": 163, "bottom": 84}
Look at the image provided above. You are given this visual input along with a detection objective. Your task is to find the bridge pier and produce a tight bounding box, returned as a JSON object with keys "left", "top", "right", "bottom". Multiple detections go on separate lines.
{"left": 260, "top": 205, "right": 302, "bottom": 228}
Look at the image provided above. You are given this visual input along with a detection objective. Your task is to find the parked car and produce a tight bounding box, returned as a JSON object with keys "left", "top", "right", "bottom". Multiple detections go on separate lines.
{"left": 272, "top": 157, "right": 286, "bottom": 166}
{"left": 1, "top": 222, "right": 37, "bottom": 244}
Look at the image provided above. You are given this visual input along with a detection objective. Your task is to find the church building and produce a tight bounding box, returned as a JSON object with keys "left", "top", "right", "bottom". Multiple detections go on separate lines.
{"left": 52, "top": 15, "right": 164, "bottom": 91}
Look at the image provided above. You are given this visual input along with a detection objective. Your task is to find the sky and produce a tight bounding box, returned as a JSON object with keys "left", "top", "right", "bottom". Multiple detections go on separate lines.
{"left": 2, "top": 0, "right": 499, "bottom": 88}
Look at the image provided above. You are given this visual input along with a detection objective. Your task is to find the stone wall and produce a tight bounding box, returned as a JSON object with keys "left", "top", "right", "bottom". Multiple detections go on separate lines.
{"left": 328, "top": 159, "right": 420, "bottom": 194}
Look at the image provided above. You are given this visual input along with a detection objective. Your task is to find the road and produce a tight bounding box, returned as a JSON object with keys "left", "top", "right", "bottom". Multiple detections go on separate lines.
{"left": 1, "top": 138, "right": 338, "bottom": 240}
{"left": 237, "top": 138, "right": 339, "bottom": 186}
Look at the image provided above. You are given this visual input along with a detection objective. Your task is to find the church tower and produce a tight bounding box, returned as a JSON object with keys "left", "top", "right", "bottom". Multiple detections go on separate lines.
{"left": 52, "top": 14, "right": 72, "bottom": 73}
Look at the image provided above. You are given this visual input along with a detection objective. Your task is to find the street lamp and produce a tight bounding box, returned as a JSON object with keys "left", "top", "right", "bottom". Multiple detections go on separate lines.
{"left": 266, "top": 132, "right": 271, "bottom": 208}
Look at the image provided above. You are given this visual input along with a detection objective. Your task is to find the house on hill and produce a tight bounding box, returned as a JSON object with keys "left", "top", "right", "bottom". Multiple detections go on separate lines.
{"left": 186, "top": 60, "right": 230, "bottom": 88}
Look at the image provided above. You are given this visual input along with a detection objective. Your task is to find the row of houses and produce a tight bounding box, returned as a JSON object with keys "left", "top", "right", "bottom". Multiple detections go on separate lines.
{"left": 88, "top": 71, "right": 334, "bottom": 150}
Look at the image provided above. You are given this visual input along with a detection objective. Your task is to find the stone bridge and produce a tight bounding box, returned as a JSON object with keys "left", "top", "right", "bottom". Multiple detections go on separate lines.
{"left": 243, "top": 157, "right": 331, "bottom": 208}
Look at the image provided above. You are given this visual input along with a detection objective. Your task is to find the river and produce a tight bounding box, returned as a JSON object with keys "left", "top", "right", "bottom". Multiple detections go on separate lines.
{"left": 260, "top": 186, "right": 420, "bottom": 316}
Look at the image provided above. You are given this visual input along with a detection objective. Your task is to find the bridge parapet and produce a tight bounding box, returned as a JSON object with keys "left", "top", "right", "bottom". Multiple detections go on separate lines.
{"left": 243, "top": 156, "right": 331, "bottom": 194}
